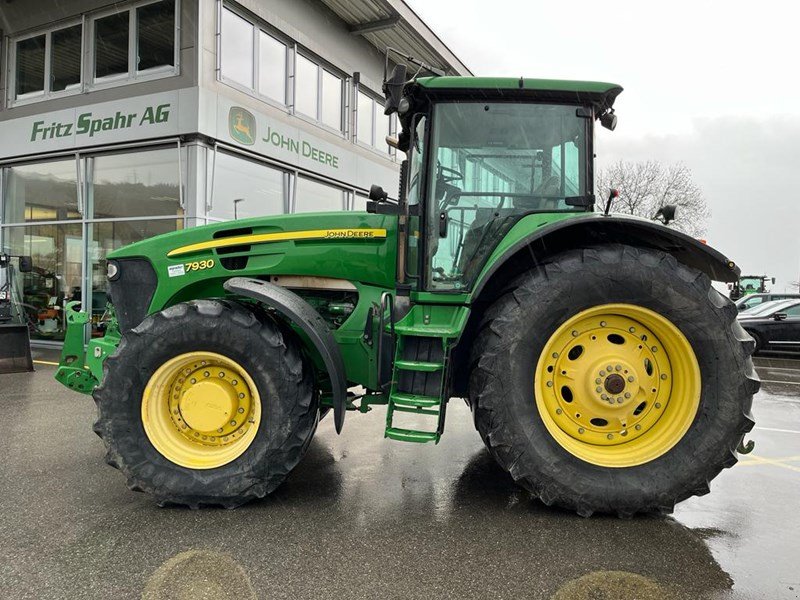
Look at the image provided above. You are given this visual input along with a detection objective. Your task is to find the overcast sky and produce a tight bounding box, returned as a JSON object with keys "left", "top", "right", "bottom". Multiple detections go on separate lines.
{"left": 408, "top": 0, "right": 800, "bottom": 291}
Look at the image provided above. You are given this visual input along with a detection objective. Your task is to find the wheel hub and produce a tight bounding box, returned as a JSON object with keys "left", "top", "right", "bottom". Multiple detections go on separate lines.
{"left": 179, "top": 380, "right": 236, "bottom": 432}
{"left": 141, "top": 352, "right": 262, "bottom": 469}
{"left": 604, "top": 373, "right": 626, "bottom": 395}
{"left": 535, "top": 304, "right": 701, "bottom": 467}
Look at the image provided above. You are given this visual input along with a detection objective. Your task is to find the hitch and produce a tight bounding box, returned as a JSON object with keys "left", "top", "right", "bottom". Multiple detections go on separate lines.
{"left": 737, "top": 438, "right": 755, "bottom": 454}
{"left": 54, "top": 302, "right": 98, "bottom": 393}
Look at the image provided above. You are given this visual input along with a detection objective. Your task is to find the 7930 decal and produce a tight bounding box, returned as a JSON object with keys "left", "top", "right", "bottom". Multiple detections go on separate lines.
{"left": 185, "top": 259, "right": 215, "bottom": 272}
{"left": 167, "top": 259, "right": 215, "bottom": 278}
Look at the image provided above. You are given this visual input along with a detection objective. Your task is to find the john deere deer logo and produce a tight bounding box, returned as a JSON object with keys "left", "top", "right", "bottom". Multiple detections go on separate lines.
{"left": 228, "top": 107, "right": 255, "bottom": 145}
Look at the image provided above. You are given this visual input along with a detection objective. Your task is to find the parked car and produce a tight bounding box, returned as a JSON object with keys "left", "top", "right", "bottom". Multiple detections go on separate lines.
{"left": 738, "top": 299, "right": 800, "bottom": 353}
{"left": 734, "top": 292, "right": 800, "bottom": 312}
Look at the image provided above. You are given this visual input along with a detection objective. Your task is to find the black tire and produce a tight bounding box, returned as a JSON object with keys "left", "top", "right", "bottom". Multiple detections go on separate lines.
{"left": 93, "top": 299, "right": 317, "bottom": 508}
{"left": 469, "top": 245, "right": 758, "bottom": 517}
{"left": 744, "top": 329, "right": 763, "bottom": 354}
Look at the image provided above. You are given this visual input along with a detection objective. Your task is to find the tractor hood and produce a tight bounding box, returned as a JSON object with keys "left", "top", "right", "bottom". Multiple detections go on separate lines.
{"left": 106, "top": 212, "right": 398, "bottom": 331}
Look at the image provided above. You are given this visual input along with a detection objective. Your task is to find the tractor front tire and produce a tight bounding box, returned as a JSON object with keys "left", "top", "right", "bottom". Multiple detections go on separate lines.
{"left": 469, "top": 245, "right": 758, "bottom": 517}
{"left": 93, "top": 299, "right": 317, "bottom": 508}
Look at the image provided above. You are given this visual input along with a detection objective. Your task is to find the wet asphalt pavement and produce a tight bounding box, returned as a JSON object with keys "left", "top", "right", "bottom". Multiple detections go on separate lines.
{"left": 1, "top": 350, "right": 798, "bottom": 599}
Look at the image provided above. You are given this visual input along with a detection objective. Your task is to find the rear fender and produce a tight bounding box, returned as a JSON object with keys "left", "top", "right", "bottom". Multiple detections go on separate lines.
{"left": 223, "top": 277, "right": 348, "bottom": 433}
{"left": 472, "top": 214, "right": 740, "bottom": 302}
{"left": 450, "top": 214, "right": 741, "bottom": 398}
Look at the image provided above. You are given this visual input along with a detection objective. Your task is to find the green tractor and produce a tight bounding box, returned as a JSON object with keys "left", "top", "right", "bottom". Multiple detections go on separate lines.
{"left": 55, "top": 63, "right": 758, "bottom": 516}
{"left": 729, "top": 274, "right": 774, "bottom": 301}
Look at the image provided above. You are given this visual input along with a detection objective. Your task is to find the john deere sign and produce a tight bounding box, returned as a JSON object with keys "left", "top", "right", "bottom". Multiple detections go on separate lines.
{"left": 222, "top": 102, "right": 345, "bottom": 177}
{"left": 228, "top": 107, "right": 256, "bottom": 145}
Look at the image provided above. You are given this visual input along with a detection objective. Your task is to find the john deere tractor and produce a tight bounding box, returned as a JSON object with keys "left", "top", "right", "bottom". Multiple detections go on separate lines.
{"left": 729, "top": 274, "right": 774, "bottom": 301}
{"left": 55, "top": 62, "right": 758, "bottom": 516}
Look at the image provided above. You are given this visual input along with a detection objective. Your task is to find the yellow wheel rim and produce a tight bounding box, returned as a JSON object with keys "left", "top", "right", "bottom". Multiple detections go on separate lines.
{"left": 534, "top": 304, "right": 701, "bottom": 467}
{"left": 142, "top": 352, "right": 261, "bottom": 469}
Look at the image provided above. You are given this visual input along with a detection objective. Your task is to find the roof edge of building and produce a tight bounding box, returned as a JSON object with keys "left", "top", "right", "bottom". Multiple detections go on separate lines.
{"left": 385, "top": 0, "right": 472, "bottom": 75}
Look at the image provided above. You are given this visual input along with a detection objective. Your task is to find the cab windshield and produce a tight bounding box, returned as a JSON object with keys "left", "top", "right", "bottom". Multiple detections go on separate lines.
{"left": 425, "top": 101, "right": 589, "bottom": 290}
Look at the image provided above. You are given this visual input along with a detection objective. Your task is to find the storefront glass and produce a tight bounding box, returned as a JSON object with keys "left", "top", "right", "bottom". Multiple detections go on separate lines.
{"left": 208, "top": 151, "right": 286, "bottom": 220}
{"left": 3, "top": 159, "right": 80, "bottom": 223}
{"left": 294, "top": 177, "right": 345, "bottom": 212}
{"left": 91, "top": 148, "right": 182, "bottom": 218}
{"left": 1, "top": 223, "right": 82, "bottom": 341}
{"left": 0, "top": 145, "right": 185, "bottom": 342}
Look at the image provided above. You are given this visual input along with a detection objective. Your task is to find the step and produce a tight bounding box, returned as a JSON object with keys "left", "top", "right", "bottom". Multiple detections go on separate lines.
{"left": 394, "top": 359, "right": 443, "bottom": 372}
{"left": 390, "top": 404, "right": 440, "bottom": 416}
{"left": 390, "top": 392, "right": 441, "bottom": 408}
{"left": 394, "top": 324, "right": 457, "bottom": 338}
{"left": 385, "top": 427, "right": 439, "bottom": 443}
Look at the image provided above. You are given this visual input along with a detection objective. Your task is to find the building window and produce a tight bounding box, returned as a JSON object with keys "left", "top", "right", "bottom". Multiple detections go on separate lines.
{"left": 92, "top": 0, "right": 177, "bottom": 85}
{"left": 294, "top": 54, "right": 318, "bottom": 118}
{"left": 9, "top": 0, "right": 176, "bottom": 103}
{"left": 1, "top": 223, "right": 83, "bottom": 341}
{"left": 220, "top": 6, "right": 290, "bottom": 106}
{"left": 15, "top": 35, "right": 46, "bottom": 99}
{"left": 208, "top": 151, "right": 286, "bottom": 220}
{"left": 2, "top": 160, "right": 81, "bottom": 223}
{"left": 294, "top": 177, "right": 345, "bottom": 212}
{"left": 137, "top": 0, "right": 177, "bottom": 72}
{"left": 352, "top": 193, "right": 369, "bottom": 212}
{"left": 217, "top": 4, "right": 347, "bottom": 131}
{"left": 294, "top": 56, "right": 343, "bottom": 131}
{"left": 220, "top": 6, "right": 254, "bottom": 88}
{"left": 91, "top": 148, "right": 182, "bottom": 218}
{"left": 357, "top": 90, "right": 396, "bottom": 155}
{"left": 51, "top": 25, "right": 83, "bottom": 92}
{"left": 321, "top": 70, "right": 343, "bottom": 130}
{"left": 11, "top": 23, "right": 83, "bottom": 102}
{"left": 258, "top": 31, "right": 287, "bottom": 103}
{"left": 94, "top": 13, "right": 130, "bottom": 81}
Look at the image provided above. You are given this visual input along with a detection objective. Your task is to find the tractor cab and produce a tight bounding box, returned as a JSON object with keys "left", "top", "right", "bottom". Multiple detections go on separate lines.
{"left": 372, "top": 63, "right": 622, "bottom": 293}
{"left": 729, "top": 274, "right": 774, "bottom": 301}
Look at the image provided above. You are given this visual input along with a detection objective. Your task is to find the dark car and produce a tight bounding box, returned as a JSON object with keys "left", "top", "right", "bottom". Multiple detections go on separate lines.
{"left": 734, "top": 292, "right": 800, "bottom": 312}
{"left": 738, "top": 299, "right": 800, "bottom": 353}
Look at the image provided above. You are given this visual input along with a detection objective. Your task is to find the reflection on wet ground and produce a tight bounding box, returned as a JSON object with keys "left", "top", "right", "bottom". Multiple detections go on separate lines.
{"left": 0, "top": 352, "right": 798, "bottom": 599}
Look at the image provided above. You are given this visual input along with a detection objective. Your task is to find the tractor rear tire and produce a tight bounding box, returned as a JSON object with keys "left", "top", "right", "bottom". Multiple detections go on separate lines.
{"left": 93, "top": 299, "right": 317, "bottom": 508}
{"left": 469, "top": 245, "right": 758, "bottom": 517}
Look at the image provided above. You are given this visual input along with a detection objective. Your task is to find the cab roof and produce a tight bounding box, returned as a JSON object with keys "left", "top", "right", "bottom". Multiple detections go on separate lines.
{"left": 414, "top": 76, "right": 623, "bottom": 110}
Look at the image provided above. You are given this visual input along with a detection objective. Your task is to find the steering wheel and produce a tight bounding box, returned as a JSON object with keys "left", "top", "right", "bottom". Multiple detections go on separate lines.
{"left": 437, "top": 162, "right": 463, "bottom": 184}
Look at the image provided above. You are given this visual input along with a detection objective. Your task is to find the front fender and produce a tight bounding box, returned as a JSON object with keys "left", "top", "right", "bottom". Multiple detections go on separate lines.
{"left": 223, "top": 277, "right": 348, "bottom": 434}
{"left": 471, "top": 213, "right": 739, "bottom": 301}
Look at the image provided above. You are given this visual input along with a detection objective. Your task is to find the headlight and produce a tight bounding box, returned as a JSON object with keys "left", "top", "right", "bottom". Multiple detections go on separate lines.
{"left": 107, "top": 260, "right": 120, "bottom": 281}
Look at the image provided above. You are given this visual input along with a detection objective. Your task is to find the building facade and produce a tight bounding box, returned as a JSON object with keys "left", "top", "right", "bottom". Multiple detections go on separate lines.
{"left": 0, "top": 0, "right": 468, "bottom": 343}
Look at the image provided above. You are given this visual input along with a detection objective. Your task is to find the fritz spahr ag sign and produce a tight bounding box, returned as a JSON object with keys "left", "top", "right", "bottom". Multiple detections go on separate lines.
{"left": 30, "top": 104, "right": 171, "bottom": 141}
{"left": 0, "top": 90, "right": 191, "bottom": 159}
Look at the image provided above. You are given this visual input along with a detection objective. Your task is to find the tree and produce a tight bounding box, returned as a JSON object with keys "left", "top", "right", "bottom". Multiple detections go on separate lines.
{"left": 595, "top": 160, "right": 710, "bottom": 237}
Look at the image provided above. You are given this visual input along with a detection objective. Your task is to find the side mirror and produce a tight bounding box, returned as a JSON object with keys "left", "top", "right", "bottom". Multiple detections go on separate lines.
{"left": 382, "top": 64, "right": 408, "bottom": 115}
{"left": 772, "top": 277, "right": 776, "bottom": 284}
{"left": 368, "top": 184, "right": 389, "bottom": 202}
{"left": 653, "top": 205, "right": 677, "bottom": 225}
{"left": 774, "top": 312, "right": 788, "bottom": 321}
{"left": 18, "top": 256, "right": 33, "bottom": 273}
